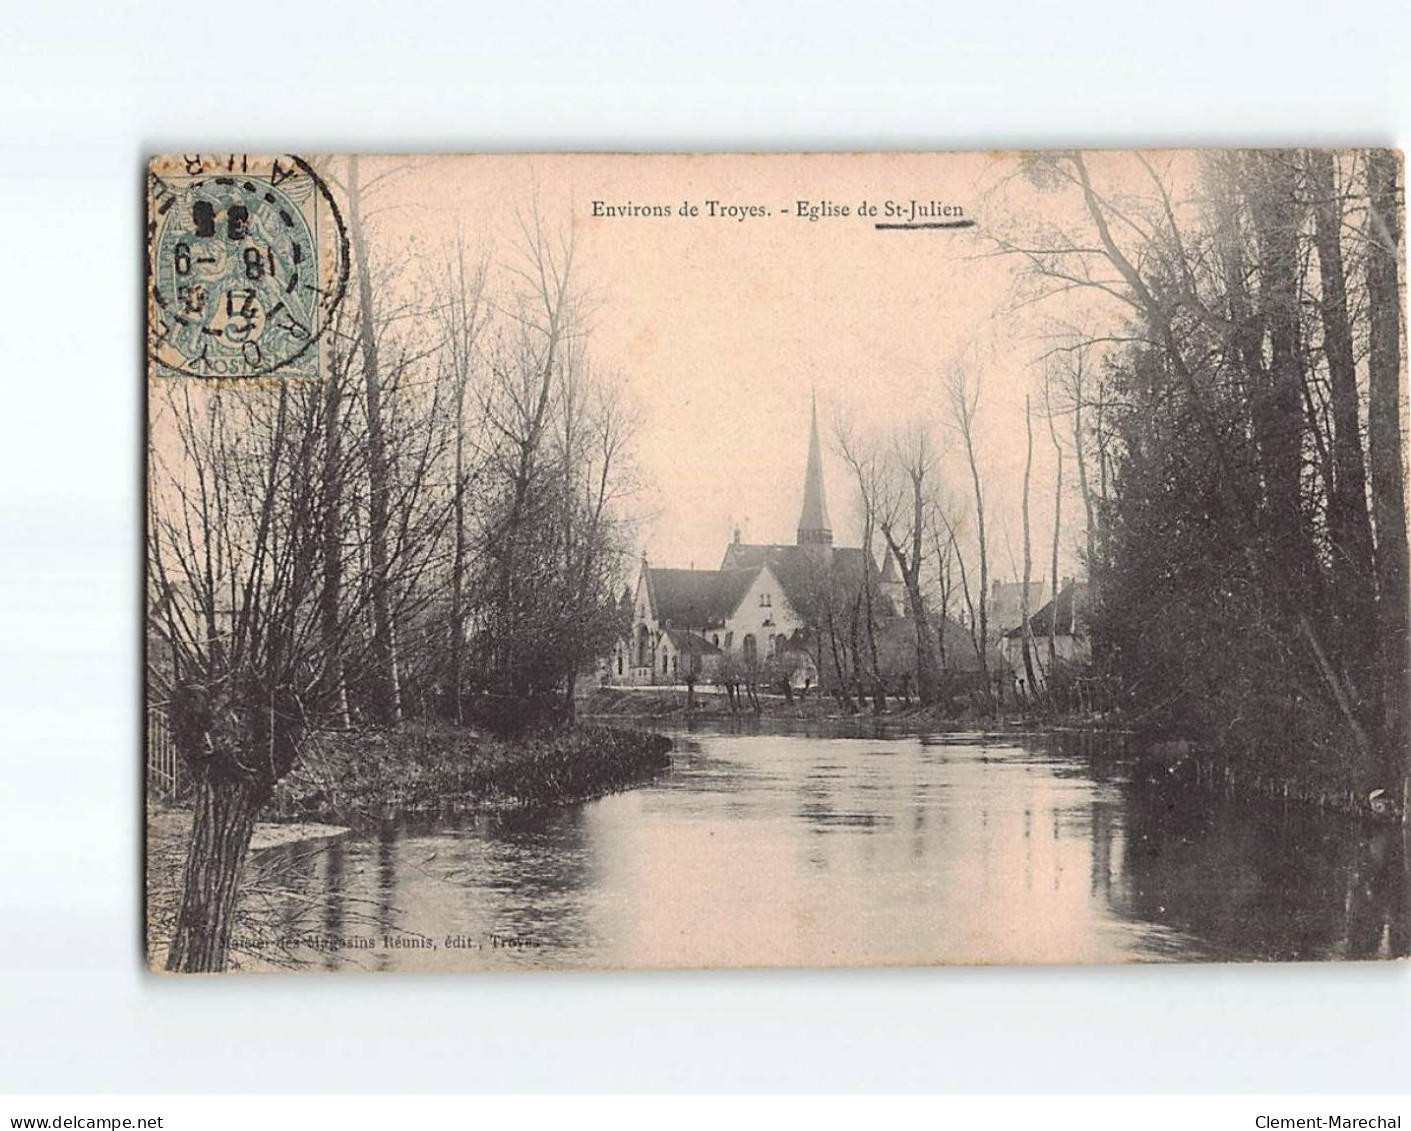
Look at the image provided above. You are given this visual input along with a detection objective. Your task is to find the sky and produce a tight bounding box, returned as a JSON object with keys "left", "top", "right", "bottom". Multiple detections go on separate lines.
{"left": 365, "top": 152, "right": 1152, "bottom": 584}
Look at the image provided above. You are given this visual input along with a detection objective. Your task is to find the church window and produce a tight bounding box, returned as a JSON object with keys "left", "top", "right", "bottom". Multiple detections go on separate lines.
{"left": 759, "top": 592, "right": 771, "bottom": 607}
{"left": 724, "top": 631, "right": 733, "bottom": 649}
{"left": 711, "top": 634, "right": 719, "bottom": 647}
{"left": 742, "top": 634, "right": 757, "bottom": 665}
{"left": 617, "top": 653, "right": 623, "bottom": 675}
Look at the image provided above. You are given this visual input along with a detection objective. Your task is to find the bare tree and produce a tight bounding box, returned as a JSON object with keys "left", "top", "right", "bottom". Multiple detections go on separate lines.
{"left": 319, "top": 307, "right": 354, "bottom": 729}
{"left": 149, "top": 382, "right": 329, "bottom": 970}
{"left": 432, "top": 235, "right": 491, "bottom": 722}
{"left": 878, "top": 422, "right": 943, "bottom": 705}
{"left": 473, "top": 212, "right": 580, "bottom": 700}
{"left": 1019, "top": 394, "right": 1040, "bottom": 702}
{"left": 834, "top": 415, "right": 888, "bottom": 712}
{"left": 927, "top": 500, "right": 963, "bottom": 676}
{"left": 944, "top": 363, "right": 991, "bottom": 699}
{"left": 1043, "top": 367, "right": 1066, "bottom": 669}
{"left": 1307, "top": 151, "right": 1375, "bottom": 612}
{"left": 346, "top": 155, "right": 402, "bottom": 724}
{"left": 1067, "top": 346, "right": 1098, "bottom": 606}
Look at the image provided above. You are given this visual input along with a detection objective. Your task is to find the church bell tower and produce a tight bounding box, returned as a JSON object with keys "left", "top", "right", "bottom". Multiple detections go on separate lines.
{"left": 796, "top": 392, "right": 834, "bottom": 548}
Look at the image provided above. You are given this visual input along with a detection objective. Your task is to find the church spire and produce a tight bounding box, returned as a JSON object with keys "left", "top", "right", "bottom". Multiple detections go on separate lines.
{"left": 796, "top": 390, "right": 833, "bottom": 547}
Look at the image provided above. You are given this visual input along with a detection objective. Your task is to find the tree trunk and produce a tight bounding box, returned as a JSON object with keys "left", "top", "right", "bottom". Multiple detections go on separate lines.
{"left": 961, "top": 410, "right": 991, "bottom": 699}
{"left": 320, "top": 350, "right": 350, "bottom": 729}
{"left": 1245, "top": 151, "right": 1315, "bottom": 599}
{"left": 826, "top": 602, "right": 857, "bottom": 713}
{"left": 451, "top": 375, "right": 467, "bottom": 724}
{"left": 1047, "top": 392, "right": 1064, "bottom": 667}
{"left": 882, "top": 524, "right": 940, "bottom": 706}
{"left": 1365, "top": 149, "right": 1410, "bottom": 789}
{"left": 883, "top": 469, "right": 941, "bottom": 705}
{"left": 346, "top": 155, "right": 402, "bottom": 725}
{"left": 1072, "top": 384, "right": 1097, "bottom": 609}
{"left": 861, "top": 521, "right": 886, "bottom": 713}
{"left": 1020, "top": 395, "right": 1040, "bottom": 701}
{"left": 1308, "top": 150, "right": 1377, "bottom": 657}
{"left": 164, "top": 772, "right": 264, "bottom": 973}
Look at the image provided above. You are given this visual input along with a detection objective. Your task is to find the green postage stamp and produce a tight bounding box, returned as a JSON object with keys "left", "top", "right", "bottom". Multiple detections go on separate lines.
{"left": 146, "top": 154, "right": 348, "bottom": 380}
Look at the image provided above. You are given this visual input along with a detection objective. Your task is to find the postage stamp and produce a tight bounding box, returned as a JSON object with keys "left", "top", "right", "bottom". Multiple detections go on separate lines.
{"left": 146, "top": 154, "right": 349, "bottom": 380}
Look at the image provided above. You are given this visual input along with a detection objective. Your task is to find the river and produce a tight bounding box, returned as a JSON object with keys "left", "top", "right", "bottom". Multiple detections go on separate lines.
{"left": 243, "top": 724, "right": 1408, "bottom": 971}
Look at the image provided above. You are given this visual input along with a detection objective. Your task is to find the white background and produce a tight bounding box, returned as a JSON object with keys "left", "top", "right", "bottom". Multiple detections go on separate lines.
{"left": 1, "top": 0, "right": 1408, "bottom": 1094}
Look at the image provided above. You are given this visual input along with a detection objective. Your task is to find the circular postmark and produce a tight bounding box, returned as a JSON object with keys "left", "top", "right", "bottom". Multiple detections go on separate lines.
{"left": 147, "top": 154, "right": 349, "bottom": 379}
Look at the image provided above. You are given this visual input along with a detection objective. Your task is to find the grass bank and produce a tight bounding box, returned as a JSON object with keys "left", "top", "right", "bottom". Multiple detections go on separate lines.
{"left": 271, "top": 721, "right": 673, "bottom": 822}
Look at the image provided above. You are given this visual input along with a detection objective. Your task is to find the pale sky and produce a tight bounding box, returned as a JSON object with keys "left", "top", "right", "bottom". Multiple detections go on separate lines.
{"left": 366, "top": 152, "right": 1153, "bottom": 585}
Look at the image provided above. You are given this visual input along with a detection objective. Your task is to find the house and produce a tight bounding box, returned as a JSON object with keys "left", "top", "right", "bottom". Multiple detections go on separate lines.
{"left": 1001, "top": 578, "right": 1091, "bottom": 689}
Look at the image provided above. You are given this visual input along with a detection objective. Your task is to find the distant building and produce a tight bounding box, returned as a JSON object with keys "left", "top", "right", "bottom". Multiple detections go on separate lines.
{"left": 1001, "top": 578, "right": 1091, "bottom": 688}
{"left": 988, "top": 579, "right": 1047, "bottom": 636}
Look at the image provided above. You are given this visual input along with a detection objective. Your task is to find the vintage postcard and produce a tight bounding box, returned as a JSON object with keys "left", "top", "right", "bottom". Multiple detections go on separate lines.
{"left": 144, "top": 151, "right": 1409, "bottom": 973}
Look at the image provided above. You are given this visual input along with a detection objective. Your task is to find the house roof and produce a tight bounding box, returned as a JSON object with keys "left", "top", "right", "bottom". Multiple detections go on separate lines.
{"left": 1003, "top": 580, "right": 1090, "bottom": 639}
{"left": 647, "top": 567, "right": 758, "bottom": 629}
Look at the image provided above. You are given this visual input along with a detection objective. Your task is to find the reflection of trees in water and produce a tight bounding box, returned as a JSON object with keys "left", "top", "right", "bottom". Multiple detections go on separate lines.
{"left": 373, "top": 825, "right": 397, "bottom": 972}
{"left": 322, "top": 839, "right": 345, "bottom": 972}
{"left": 226, "top": 838, "right": 387, "bottom": 971}
{"left": 1089, "top": 800, "right": 1114, "bottom": 900}
{"left": 1027, "top": 729, "right": 1129, "bottom": 784}
{"left": 1114, "top": 783, "right": 1409, "bottom": 960}
{"left": 393, "top": 805, "right": 598, "bottom": 954}
{"left": 794, "top": 750, "right": 900, "bottom": 864}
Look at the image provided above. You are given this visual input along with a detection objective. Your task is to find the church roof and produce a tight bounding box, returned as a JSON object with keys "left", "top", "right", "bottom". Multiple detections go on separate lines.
{"left": 719, "top": 542, "right": 875, "bottom": 613}
{"left": 647, "top": 567, "right": 758, "bottom": 629}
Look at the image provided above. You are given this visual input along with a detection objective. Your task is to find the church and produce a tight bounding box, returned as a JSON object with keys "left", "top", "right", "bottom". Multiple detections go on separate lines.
{"left": 608, "top": 396, "right": 894, "bottom": 686}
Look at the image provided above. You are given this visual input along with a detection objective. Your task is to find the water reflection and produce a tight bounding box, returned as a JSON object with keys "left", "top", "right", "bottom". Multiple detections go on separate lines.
{"left": 246, "top": 726, "right": 1409, "bottom": 971}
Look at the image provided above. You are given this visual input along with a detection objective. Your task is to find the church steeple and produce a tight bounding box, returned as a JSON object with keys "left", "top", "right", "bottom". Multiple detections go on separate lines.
{"left": 796, "top": 391, "right": 833, "bottom": 547}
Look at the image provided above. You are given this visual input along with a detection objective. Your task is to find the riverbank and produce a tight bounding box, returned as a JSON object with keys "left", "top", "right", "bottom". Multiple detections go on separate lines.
{"left": 580, "top": 685, "right": 1111, "bottom": 732}
{"left": 271, "top": 721, "right": 673, "bottom": 822}
{"left": 1134, "top": 740, "right": 1406, "bottom": 819}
